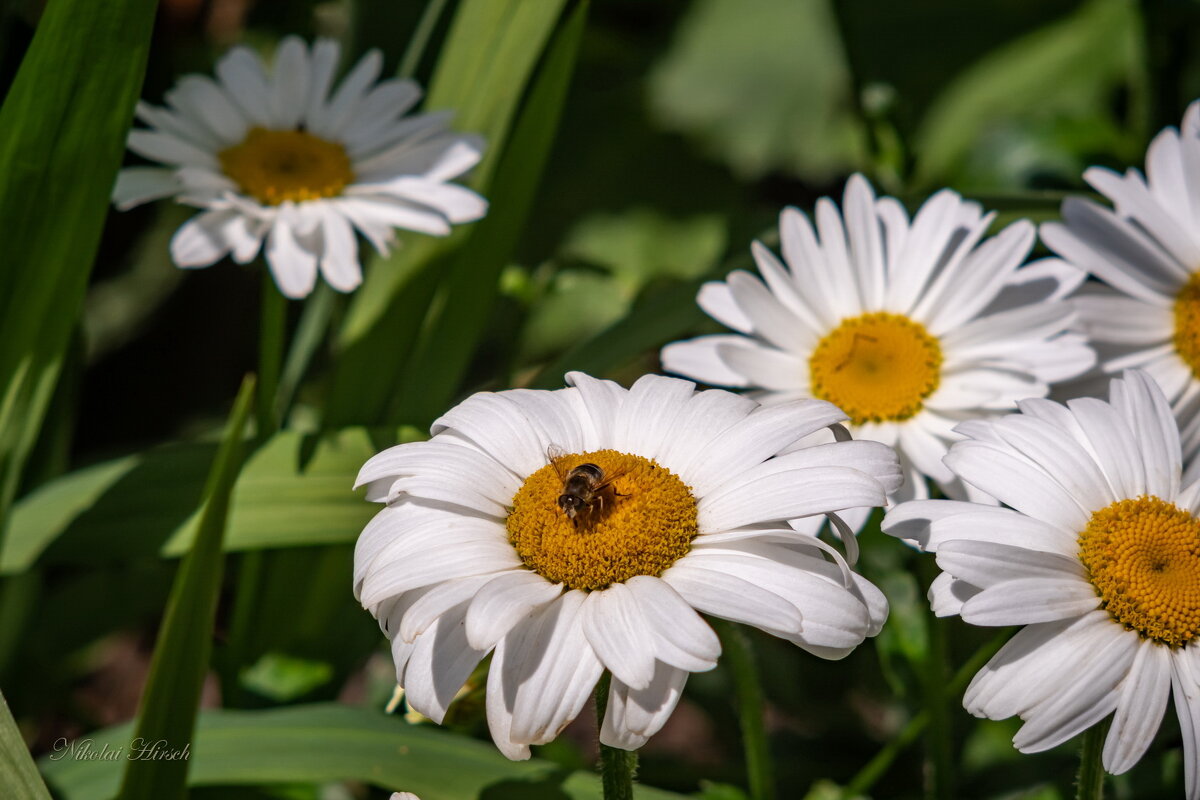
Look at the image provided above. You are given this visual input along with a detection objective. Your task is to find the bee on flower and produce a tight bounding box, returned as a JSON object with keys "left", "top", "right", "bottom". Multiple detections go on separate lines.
{"left": 353, "top": 372, "right": 901, "bottom": 758}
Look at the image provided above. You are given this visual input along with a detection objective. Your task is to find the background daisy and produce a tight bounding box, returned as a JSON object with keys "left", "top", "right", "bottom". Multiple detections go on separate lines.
{"left": 113, "top": 36, "right": 487, "bottom": 298}
{"left": 353, "top": 372, "right": 901, "bottom": 759}
{"left": 1041, "top": 100, "right": 1200, "bottom": 480}
{"left": 661, "top": 174, "right": 1094, "bottom": 528}
{"left": 883, "top": 371, "right": 1200, "bottom": 796}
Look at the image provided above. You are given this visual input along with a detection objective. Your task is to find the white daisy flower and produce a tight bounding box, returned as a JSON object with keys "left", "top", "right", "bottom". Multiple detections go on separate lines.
{"left": 1041, "top": 100, "right": 1200, "bottom": 479}
{"left": 113, "top": 36, "right": 487, "bottom": 298}
{"left": 353, "top": 372, "right": 901, "bottom": 759}
{"left": 661, "top": 174, "right": 1094, "bottom": 530}
{"left": 883, "top": 371, "right": 1200, "bottom": 796}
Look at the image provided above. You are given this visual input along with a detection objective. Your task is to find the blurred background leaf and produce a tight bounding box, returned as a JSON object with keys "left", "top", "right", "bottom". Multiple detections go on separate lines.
{"left": 648, "top": 0, "right": 865, "bottom": 180}
{"left": 911, "top": 0, "right": 1145, "bottom": 189}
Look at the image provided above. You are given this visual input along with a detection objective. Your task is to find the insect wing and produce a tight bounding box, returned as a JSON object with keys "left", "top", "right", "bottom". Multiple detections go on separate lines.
{"left": 546, "top": 444, "right": 572, "bottom": 481}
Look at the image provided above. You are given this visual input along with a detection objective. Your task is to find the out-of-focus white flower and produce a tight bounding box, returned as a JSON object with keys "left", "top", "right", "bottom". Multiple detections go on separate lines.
{"left": 662, "top": 174, "right": 1093, "bottom": 531}
{"left": 114, "top": 36, "right": 487, "bottom": 298}
{"left": 354, "top": 372, "right": 900, "bottom": 758}
{"left": 1042, "top": 100, "right": 1200, "bottom": 480}
{"left": 885, "top": 371, "right": 1200, "bottom": 798}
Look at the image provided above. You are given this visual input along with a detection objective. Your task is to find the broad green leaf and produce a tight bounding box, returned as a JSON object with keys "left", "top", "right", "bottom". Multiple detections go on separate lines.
{"left": 396, "top": 0, "right": 589, "bottom": 425}
{"left": 0, "top": 428, "right": 380, "bottom": 575}
{"left": 520, "top": 209, "right": 727, "bottom": 363}
{"left": 117, "top": 377, "right": 255, "bottom": 800}
{"left": 648, "top": 0, "right": 864, "bottom": 180}
{"left": 323, "top": 0, "right": 569, "bottom": 427}
{"left": 912, "top": 0, "right": 1143, "bottom": 187}
{"left": 561, "top": 209, "right": 727, "bottom": 289}
{"left": 1, "top": 689, "right": 52, "bottom": 800}
{"left": 0, "top": 0, "right": 156, "bottom": 548}
{"left": 519, "top": 271, "right": 628, "bottom": 364}
{"left": 41, "top": 704, "right": 688, "bottom": 800}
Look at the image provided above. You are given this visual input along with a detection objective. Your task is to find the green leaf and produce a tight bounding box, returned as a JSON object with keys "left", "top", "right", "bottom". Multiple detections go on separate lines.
{"left": 560, "top": 209, "right": 727, "bottom": 290}
{"left": 648, "top": 0, "right": 864, "bottom": 180}
{"left": 238, "top": 653, "right": 335, "bottom": 703}
{"left": 529, "top": 278, "right": 711, "bottom": 389}
{"left": 116, "top": 377, "right": 256, "bottom": 800}
{"left": 323, "top": 0, "right": 570, "bottom": 427}
{"left": 0, "top": 0, "right": 156, "bottom": 546}
{"left": 41, "top": 704, "right": 688, "bottom": 800}
{"left": 395, "top": 0, "right": 589, "bottom": 425}
{"left": 1, "top": 688, "right": 52, "bottom": 800}
{"left": 912, "top": 0, "right": 1143, "bottom": 187}
{"left": 0, "top": 427, "right": 380, "bottom": 575}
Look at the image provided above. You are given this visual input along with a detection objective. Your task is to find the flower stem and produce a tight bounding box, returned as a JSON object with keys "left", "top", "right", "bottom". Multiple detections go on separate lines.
{"left": 276, "top": 282, "right": 336, "bottom": 427}
{"left": 256, "top": 270, "right": 286, "bottom": 438}
{"left": 921, "top": 561, "right": 954, "bottom": 800}
{"left": 594, "top": 674, "right": 637, "bottom": 800}
{"left": 1076, "top": 720, "right": 1110, "bottom": 800}
{"left": 714, "top": 619, "right": 775, "bottom": 800}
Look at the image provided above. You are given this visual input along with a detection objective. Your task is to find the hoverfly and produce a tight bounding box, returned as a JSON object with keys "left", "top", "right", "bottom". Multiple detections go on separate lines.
{"left": 547, "top": 445, "right": 628, "bottom": 527}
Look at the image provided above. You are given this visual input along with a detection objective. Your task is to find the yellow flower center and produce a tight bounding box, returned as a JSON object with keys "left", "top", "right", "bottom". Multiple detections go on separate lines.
{"left": 1173, "top": 272, "right": 1200, "bottom": 378}
{"left": 1078, "top": 496, "right": 1200, "bottom": 647}
{"left": 218, "top": 127, "right": 354, "bottom": 205}
{"left": 506, "top": 449, "right": 698, "bottom": 591}
{"left": 808, "top": 312, "right": 943, "bottom": 425}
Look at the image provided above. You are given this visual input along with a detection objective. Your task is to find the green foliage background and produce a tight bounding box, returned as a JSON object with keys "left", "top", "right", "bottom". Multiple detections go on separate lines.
{"left": 0, "top": 0, "right": 1197, "bottom": 798}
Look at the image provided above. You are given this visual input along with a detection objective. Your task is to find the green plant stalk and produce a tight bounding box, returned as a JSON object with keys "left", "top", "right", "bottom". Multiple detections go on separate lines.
{"left": 216, "top": 549, "right": 265, "bottom": 706}
{"left": 1076, "top": 720, "right": 1109, "bottom": 800}
{"left": 276, "top": 282, "right": 335, "bottom": 427}
{"left": 257, "top": 272, "right": 286, "bottom": 437}
{"left": 595, "top": 673, "right": 637, "bottom": 800}
{"left": 921, "top": 561, "right": 953, "bottom": 800}
{"left": 714, "top": 619, "right": 775, "bottom": 800}
{"left": 398, "top": 0, "right": 452, "bottom": 79}
{"left": 844, "top": 629, "right": 1009, "bottom": 796}
{"left": 116, "top": 377, "right": 256, "bottom": 800}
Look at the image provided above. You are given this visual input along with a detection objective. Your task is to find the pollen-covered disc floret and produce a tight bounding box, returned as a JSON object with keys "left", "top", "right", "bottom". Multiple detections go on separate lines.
{"left": 1079, "top": 496, "right": 1200, "bottom": 647}
{"left": 112, "top": 36, "right": 488, "bottom": 298}
{"left": 662, "top": 173, "right": 1092, "bottom": 533}
{"left": 354, "top": 372, "right": 901, "bottom": 761}
{"left": 883, "top": 371, "right": 1200, "bottom": 798}
{"left": 507, "top": 450, "right": 698, "bottom": 590}
{"left": 218, "top": 127, "right": 354, "bottom": 206}
{"left": 809, "top": 312, "right": 942, "bottom": 425}
{"left": 1042, "top": 99, "right": 1200, "bottom": 481}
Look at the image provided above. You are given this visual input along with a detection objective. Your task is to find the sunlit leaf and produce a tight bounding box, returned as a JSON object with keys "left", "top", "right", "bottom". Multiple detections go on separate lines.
{"left": 41, "top": 704, "right": 688, "bottom": 800}
{"left": 393, "top": 1, "right": 589, "bottom": 426}
{"left": 648, "top": 0, "right": 864, "bottom": 180}
{"left": 0, "top": 428, "right": 381, "bottom": 575}
{"left": 324, "top": 0, "right": 570, "bottom": 427}
{"left": 0, "top": 0, "right": 156, "bottom": 544}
